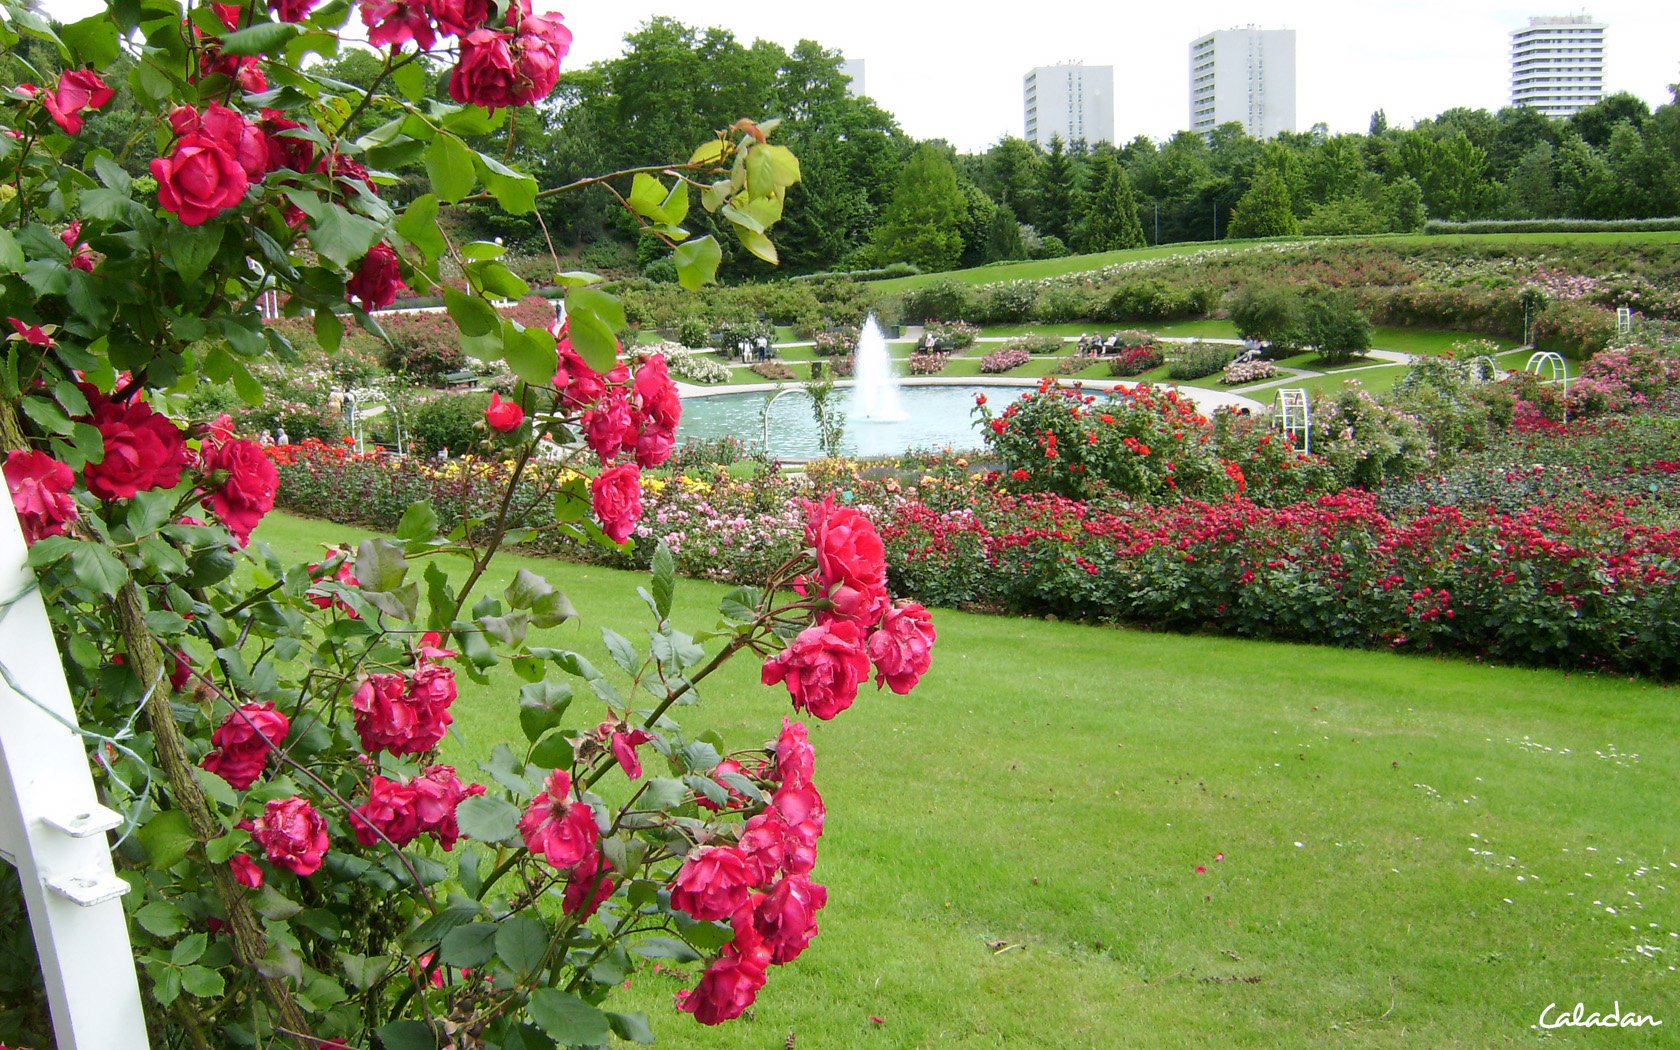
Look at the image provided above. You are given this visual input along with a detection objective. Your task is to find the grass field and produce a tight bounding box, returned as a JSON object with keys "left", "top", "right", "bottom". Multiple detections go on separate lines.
{"left": 254, "top": 512, "right": 1680, "bottom": 1049}
{"left": 869, "top": 231, "right": 1680, "bottom": 295}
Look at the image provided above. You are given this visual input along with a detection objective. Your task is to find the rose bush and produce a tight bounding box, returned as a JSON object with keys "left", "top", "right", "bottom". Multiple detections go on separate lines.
{"left": 0, "top": 2, "right": 900, "bottom": 1048}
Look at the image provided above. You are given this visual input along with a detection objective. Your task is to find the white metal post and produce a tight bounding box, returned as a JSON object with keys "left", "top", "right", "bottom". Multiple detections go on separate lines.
{"left": 0, "top": 491, "right": 151, "bottom": 1049}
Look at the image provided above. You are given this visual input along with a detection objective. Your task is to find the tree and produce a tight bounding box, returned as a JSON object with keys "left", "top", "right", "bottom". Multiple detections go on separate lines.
{"left": 1383, "top": 176, "right": 1428, "bottom": 232}
{"left": 955, "top": 180, "right": 996, "bottom": 268}
{"left": 1074, "top": 152, "right": 1146, "bottom": 252}
{"left": 1369, "top": 109, "right": 1389, "bottom": 136}
{"left": 1037, "top": 134, "right": 1080, "bottom": 242}
{"left": 1228, "top": 284, "right": 1305, "bottom": 347}
{"left": 1301, "top": 290, "right": 1374, "bottom": 363}
{"left": 873, "top": 144, "right": 968, "bottom": 271}
{"left": 1226, "top": 169, "right": 1299, "bottom": 238}
{"left": 1570, "top": 92, "right": 1652, "bottom": 149}
{"left": 986, "top": 203, "right": 1027, "bottom": 262}
{"left": 1303, "top": 135, "right": 1369, "bottom": 205}
{"left": 984, "top": 136, "right": 1045, "bottom": 229}
{"left": 1505, "top": 141, "right": 1560, "bottom": 218}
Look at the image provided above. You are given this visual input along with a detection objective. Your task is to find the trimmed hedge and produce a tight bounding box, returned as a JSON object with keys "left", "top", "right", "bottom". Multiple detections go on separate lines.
{"left": 1425, "top": 218, "right": 1680, "bottom": 235}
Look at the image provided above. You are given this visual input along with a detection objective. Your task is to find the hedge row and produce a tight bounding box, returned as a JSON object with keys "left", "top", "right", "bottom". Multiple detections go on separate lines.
{"left": 1425, "top": 218, "right": 1680, "bottom": 235}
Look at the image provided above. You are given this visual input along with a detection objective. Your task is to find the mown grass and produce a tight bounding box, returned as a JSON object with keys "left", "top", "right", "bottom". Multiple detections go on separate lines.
{"left": 254, "top": 511, "right": 1680, "bottom": 1049}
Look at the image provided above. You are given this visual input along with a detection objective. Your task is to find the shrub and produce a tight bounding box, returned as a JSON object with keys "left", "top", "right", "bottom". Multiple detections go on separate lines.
{"left": 677, "top": 313, "right": 711, "bottom": 348}
{"left": 1425, "top": 217, "right": 1680, "bottom": 234}
{"left": 1108, "top": 343, "right": 1165, "bottom": 377}
{"left": 660, "top": 344, "right": 732, "bottom": 384}
{"left": 1004, "top": 333, "right": 1067, "bottom": 356}
{"left": 979, "top": 283, "right": 1038, "bottom": 323}
{"left": 812, "top": 327, "right": 859, "bottom": 357}
{"left": 926, "top": 320, "right": 981, "bottom": 349}
{"left": 667, "top": 435, "right": 754, "bottom": 471}
{"left": 751, "top": 360, "right": 796, "bottom": 381}
{"left": 641, "top": 255, "right": 679, "bottom": 283}
{"left": 1531, "top": 300, "right": 1617, "bottom": 357}
{"left": 1103, "top": 279, "right": 1214, "bottom": 322}
{"left": 1385, "top": 355, "right": 1515, "bottom": 463}
{"left": 711, "top": 318, "right": 775, "bottom": 352}
{"left": 1033, "top": 234, "right": 1070, "bottom": 259}
{"left": 908, "top": 351, "right": 951, "bottom": 375}
{"left": 1167, "top": 342, "right": 1238, "bottom": 380}
{"left": 1034, "top": 284, "right": 1098, "bottom": 323}
{"left": 899, "top": 280, "right": 973, "bottom": 324}
{"left": 408, "top": 391, "right": 494, "bottom": 457}
{"left": 1301, "top": 289, "right": 1373, "bottom": 363}
{"left": 1227, "top": 284, "right": 1305, "bottom": 348}
{"left": 1221, "top": 359, "right": 1280, "bottom": 384}
{"left": 1310, "top": 385, "right": 1433, "bottom": 489}
{"left": 979, "top": 347, "right": 1031, "bottom": 373}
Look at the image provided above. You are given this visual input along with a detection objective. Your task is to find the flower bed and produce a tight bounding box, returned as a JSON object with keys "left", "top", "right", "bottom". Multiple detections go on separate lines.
{"left": 1221, "top": 359, "right": 1280, "bottom": 384}
{"left": 751, "top": 360, "right": 797, "bottom": 381}
{"left": 978, "top": 347, "right": 1030, "bottom": 374}
{"left": 908, "top": 351, "right": 950, "bottom": 375}
{"left": 1107, "top": 343, "right": 1164, "bottom": 377}
{"left": 925, "top": 320, "right": 980, "bottom": 349}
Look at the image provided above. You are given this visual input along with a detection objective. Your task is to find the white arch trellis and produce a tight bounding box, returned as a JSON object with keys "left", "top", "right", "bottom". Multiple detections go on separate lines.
{"left": 1525, "top": 351, "right": 1571, "bottom": 423}
{"left": 1274, "top": 387, "right": 1311, "bottom": 453}
{"left": 0, "top": 494, "right": 150, "bottom": 1048}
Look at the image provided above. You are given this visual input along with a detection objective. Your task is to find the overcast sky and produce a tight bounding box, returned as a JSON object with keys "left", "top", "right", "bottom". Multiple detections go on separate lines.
{"left": 41, "top": 1, "right": 1680, "bottom": 150}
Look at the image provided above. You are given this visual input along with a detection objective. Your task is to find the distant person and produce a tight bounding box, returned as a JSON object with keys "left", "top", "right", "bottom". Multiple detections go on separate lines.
{"left": 275, "top": 426, "right": 289, "bottom": 445}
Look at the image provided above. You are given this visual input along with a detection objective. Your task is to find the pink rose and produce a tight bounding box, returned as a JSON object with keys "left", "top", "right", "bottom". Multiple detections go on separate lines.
{"left": 261, "top": 111, "right": 315, "bottom": 172}
{"left": 510, "top": 12, "right": 571, "bottom": 103}
{"left": 804, "top": 497, "right": 889, "bottom": 626}
{"left": 737, "top": 812, "right": 788, "bottom": 885}
{"left": 229, "top": 853, "right": 264, "bottom": 888}
{"left": 866, "top": 601, "right": 936, "bottom": 694}
{"left": 633, "top": 423, "right": 675, "bottom": 469}
{"left": 669, "top": 845, "right": 755, "bottom": 922}
{"left": 4, "top": 449, "right": 77, "bottom": 544}
{"left": 269, "top": 0, "right": 320, "bottom": 23}
{"left": 517, "top": 770, "right": 600, "bottom": 868}
{"left": 200, "top": 701, "right": 290, "bottom": 790}
{"left": 552, "top": 332, "right": 609, "bottom": 409}
{"left": 351, "top": 665, "right": 455, "bottom": 756}
{"left": 430, "top": 0, "right": 492, "bottom": 36}
{"left": 760, "top": 620, "right": 871, "bottom": 720}
{"left": 361, "top": 0, "right": 437, "bottom": 50}
{"left": 448, "top": 28, "right": 518, "bottom": 108}
{"left": 679, "top": 913, "right": 771, "bottom": 1026}
{"left": 771, "top": 718, "right": 814, "bottom": 790}
{"left": 562, "top": 847, "right": 615, "bottom": 918}
{"left": 42, "top": 70, "right": 113, "bottom": 135}
{"left": 347, "top": 243, "right": 406, "bottom": 311}
{"left": 751, "top": 874, "right": 827, "bottom": 965}
{"left": 171, "top": 103, "right": 267, "bottom": 180}
{"left": 248, "top": 796, "right": 329, "bottom": 877}
{"left": 410, "top": 764, "right": 485, "bottom": 850}
{"left": 633, "top": 354, "right": 681, "bottom": 430}
{"left": 771, "top": 781, "right": 825, "bottom": 852}
{"left": 349, "top": 774, "right": 424, "bottom": 847}
{"left": 582, "top": 391, "right": 634, "bottom": 464}
{"left": 61, "top": 220, "right": 95, "bottom": 271}
{"left": 484, "top": 392, "right": 524, "bottom": 433}
{"left": 151, "top": 133, "right": 249, "bottom": 226}
{"left": 83, "top": 398, "right": 188, "bottom": 501}
{"left": 8, "top": 316, "right": 54, "bottom": 347}
{"left": 202, "top": 434, "right": 278, "bottom": 545}
{"left": 607, "top": 724, "right": 652, "bottom": 780}
{"left": 590, "top": 463, "right": 642, "bottom": 544}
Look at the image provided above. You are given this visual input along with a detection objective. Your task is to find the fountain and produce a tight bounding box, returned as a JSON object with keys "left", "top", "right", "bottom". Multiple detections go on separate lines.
{"left": 847, "top": 314, "right": 907, "bottom": 422}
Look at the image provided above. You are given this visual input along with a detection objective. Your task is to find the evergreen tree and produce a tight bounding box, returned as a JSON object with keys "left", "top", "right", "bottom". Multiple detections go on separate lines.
{"left": 873, "top": 144, "right": 969, "bottom": 271}
{"left": 1383, "top": 176, "right": 1428, "bottom": 232}
{"left": 956, "top": 181, "right": 997, "bottom": 268}
{"left": 1037, "top": 134, "right": 1079, "bottom": 242}
{"left": 1369, "top": 109, "right": 1388, "bottom": 136}
{"left": 1074, "top": 153, "right": 1146, "bottom": 252}
{"left": 986, "top": 203, "right": 1027, "bottom": 262}
{"left": 1227, "top": 169, "right": 1300, "bottom": 238}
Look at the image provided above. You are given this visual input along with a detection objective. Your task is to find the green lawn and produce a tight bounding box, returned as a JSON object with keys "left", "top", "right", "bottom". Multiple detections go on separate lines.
{"left": 252, "top": 512, "right": 1680, "bottom": 1049}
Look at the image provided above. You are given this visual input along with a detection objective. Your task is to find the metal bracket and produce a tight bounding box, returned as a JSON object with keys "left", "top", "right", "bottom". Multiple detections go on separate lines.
{"left": 41, "top": 803, "right": 124, "bottom": 838}
{"left": 45, "top": 872, "right": 132, "bottom": 908}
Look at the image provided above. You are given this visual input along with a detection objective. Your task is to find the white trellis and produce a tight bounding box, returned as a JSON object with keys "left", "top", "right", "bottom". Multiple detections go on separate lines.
{"left": 1617, "top": 306, "right": 1633, "bottom": 335}
{"left": 340, "top": 387, "right": 405, "bottom": 455}
{"left": 0, "top": 494, "right": 150, "bottom": 1049}
{"left": 1274, "top": 387, "right": 1311, "bottom": 453}
{"left": 1525, "top": 350, "right": 1571, "bottom": 422}
{"left": 1464, "top": 355, "right": 1504, "bottom": 384}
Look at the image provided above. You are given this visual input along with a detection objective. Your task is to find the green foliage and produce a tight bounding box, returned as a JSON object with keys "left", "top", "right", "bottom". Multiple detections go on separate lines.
{"left": 1074, "top": 152, "right": 1146, "bottom": 252}
{"left": 874, "top": 145, "right": 969, "bottom": 271}
{"left": 408, "top": 393, "right": 494, "bottom": 458}
{"left": 898, "top": 280, "right": 974, "bottom": 325}
{"left": 1227, "top": 169, "right": 1300, "bottom": 239}
{"left": 1166, "top": 343, "right": 1238, "bottom": 380}
{"left": 1226, "top": 285, "right": 1306, "bottom": 347}
{"left": 1300, "top": 289, "right": 1374, "bottom": 363}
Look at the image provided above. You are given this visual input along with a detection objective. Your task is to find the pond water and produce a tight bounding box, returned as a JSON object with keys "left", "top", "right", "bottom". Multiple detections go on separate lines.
{"left": 676, "top": 384, "right": 1036, "bottom": 459}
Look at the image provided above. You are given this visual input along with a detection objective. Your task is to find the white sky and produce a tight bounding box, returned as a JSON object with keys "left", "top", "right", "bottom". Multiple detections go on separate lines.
{"left": 41, "top": 1, "right": 1680, "bottom": 150}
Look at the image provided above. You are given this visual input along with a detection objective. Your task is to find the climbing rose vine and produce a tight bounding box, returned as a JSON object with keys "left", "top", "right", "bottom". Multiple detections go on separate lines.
{"left": 0, "top": 0, "right": 890, "bottom": 1047}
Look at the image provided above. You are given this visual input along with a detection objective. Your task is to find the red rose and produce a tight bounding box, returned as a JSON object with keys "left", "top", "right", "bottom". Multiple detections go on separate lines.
{"left": 679, "top": 916, "right": 771, "bottom": 1026}
{"left": 202, "top": 435, "right": 278, "bottom": 545}
{"left": 633, "top": 424, "right": 675, "bottom": 469}
{"left": 866, "top": 601, "right": 936, "bottom": 694}
{"left": 410, "top": 764, "right": 485, "bottom": 850}
{"left": 60, "top": 220, "right": 95, "bottom": 271}
{"left": 607, "top": 724, "right": 652, "bottom": 780}
{"left": 804, "top": 498, "right": 889, "bottom": 625}
{"left": 510, "top": 12, "right": 571, "bottom": 103}
{"left": 307, "top": 558, "right": 361, "bottom": 617}
{"left": 633, "top": 353, "right": 681, "bottom": 431}
{"left": 430, "top": 0, "right": 492, "bottom": 36}
{"left": 760, "top": 620, "right": 871, "bottom": 720}
{"left": 4, "top": 449, "right": 77, "bottom": 544}
{"left": 200, "top": 701, "right": 290, "bottom": 791}
{"left": 771, "top": 781, "right": 825, "bottom": 851}
{"left": 42, "top": 70, "right": 113, "bottom": 135}
{"left": 83, "top": 398, "right": 188, "bottom": 501}
{"left": 248, "top": 796, "right": 329, "bottom": 877}
{"left": 552, "top": 331, "right": 609, "bottom": 409}
{"left": 737, "top": 812, "right": 788, "bottom": 885}
{"left": 562, "top": 847, "right": 615, "bottom": 918}
{"left": 346, "top": 242, "right": 406, "bottom": 311}
{"left": 771, "top": 718, "right": 814, "bottom": 789}
{"left": 582, "top": 392, "right": 634, "bottom": 464}
{"left": 751, "top": 874, "right": 827, "bottom": 965}
{"left": 590, "top": 463, "right": 642, "bottom": 544}
{"left": 517, "top": 769, "right": 600, "bottom": 868}
{"left": 351, "top": 665, "right": 455, "bottom": 756}
{"left": 448, "top": 28, "right": 518, "bottom": 108}
{"left": 361, "top": 0, "right": 437, "bottom": 50}
{"left": 484, "top": 391, "right": 524, "bottom": 433}
{"left": 229, "top": 853, "right": 264, "bottom": 888}
{"left": 8, "top": 316, "right": 54, "bottom": 347}
{"left": 669, "top": 845, "right": 755, "bottom": 922}
{"left": 171, "top": 103, "right": 267, "bottom": 180}
{"left": 350, "top": 774, "right": 424, "bottom": 847}
{"left": 269, "top": 0, "right": 320, "bottom": 22}
{"left": 151, "top": 133, "right": 249, "bottom": 226}
{"left": 261, "top": 111, "right": 315, "bottom": 172}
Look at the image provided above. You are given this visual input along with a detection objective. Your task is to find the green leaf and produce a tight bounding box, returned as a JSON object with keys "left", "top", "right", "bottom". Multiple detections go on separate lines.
{"left": 425, "top": 134, "right": 476, "bottom": 202}
{"left": 551, "top": 270, "right": 601, "bottom": 287}
{"left": 439, "top": 922, "right": 498, "bottom": 968}
{"left": 0, "top": 228, "right": 22, "bottom": 273}
{"left": 518, "top": 681, "right": 573, "bottom": 742}
{"left": 91, "top": 153, "right": 132, "bottom": 194}
{"left": 70, "top": 541, "right": 130, "bottom": 593}
{"left": 475, "top": 260, "right": 530, "bottom": 300}
{"left": 528, "top": 731, "right": 572, "bottom": 769}
{"left": 21, "top": 395, "right": 75, "bottom": 436}
{"left": 444, "top": 288, "right": 500, "bottom": 338}
{"left": 295, "top": 196, "right": 381, "bottom": 268}
{"left": 564, "top": 287, "right": 625, "bottom": 373}
{"left": 493, "top": 915, "right": 549, "bottom": 975}
{"left": 60, "top": 15, "right": 120, "bottom": 66}
{"left": 402, "top": 906, "right": 482, "bottom": 955}
{"left": 506, "top": 568, "right": 554, "bottom": 610}
{"left": 396, "top": 501, "right": 439, "bottom": 543}
{"left": 673, "top": 236, "right": 722, "bottom": 290}
{"left": 650, "top": 542, "right": 675, "bottom": 620}
{"left": 355, "top": 538, "right": 408, "bottom": 592}
{"left": 452, "top": 619, "right": 499, "bottom": 669}
{"left": 689, "top": 139, "right": 727, "bottom": 166}
{"left": 136, "top": 900, "right": 190, "bottom": 938}
{"left": 475, "top": 152, "right": 537, "bottom": 214}
{"left": 375, "top": 1020, "right": 439, "bottom": 1050}
{"left": 733, "top": 224, "right": 778, "bottom": 265}
{"left": 180, "top": 965, "right": 225, "bottom": 998}
{"left": 641, "top": 778, "right": 686, "bottom": 810}
{"left": 396, "top": 194, "right": 446, "bottom": 264}
{"left": 630, "top": 936, "right": 702, "bottom": 962}
{"left": 607, "top": 1012, "right": 656, "bottom": 1044}
{"left": 600, "top": 628, "right": 639, "bottom": 677}
{"left": 528, "top": 989, "right": 611, "bottom": 1046}
{"left": 454, "top": 794, "right": 521, "bottom": 845}
{"left": 171, "top": 932, "right": 208, "bottom": 966}
{"left": 504, "top": 323, "right": 558, "bottom": 386}
{"left": 218, "top": 20, "right": 300, "bottom": 56}
{"left": 313, "top": 307, "right": 343, "bottom": 354}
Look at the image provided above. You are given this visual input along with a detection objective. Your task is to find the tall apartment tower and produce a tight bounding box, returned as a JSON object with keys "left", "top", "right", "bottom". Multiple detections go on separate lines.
{"left": 1188, "top": 27, "right": 1296, "bottom": 139}
{"left": 1510, "top": 15, "right": 1606, "bottom": 117}
{"left": 1023, "top": 63, "right": 1115, "bottom": 148}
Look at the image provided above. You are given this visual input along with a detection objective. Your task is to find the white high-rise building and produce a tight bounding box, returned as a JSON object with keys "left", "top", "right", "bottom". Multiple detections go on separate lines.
{"left": 1023, "top": 63, "right": 1114, "bottom": 148}
{"left": 1510, "top": 15, "right": 1606, "bottom": 117}
{"left": 838, "top": 59, "right": 866, "bottom": 99}
{"left": 1188, "top": 27, "right": 1296, "bottom": 139}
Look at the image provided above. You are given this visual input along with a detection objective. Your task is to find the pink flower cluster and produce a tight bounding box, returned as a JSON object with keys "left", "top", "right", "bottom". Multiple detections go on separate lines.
{"left": 676, "top": 720, "right": 828, "bottom": 1025}
{"left": 351, "top": 657, "right": 458, "bottom": 756}
{"left": 201, "top": 702, "right": 291, "bottom": 790}
{"left": 349, "top": 764, "right": 485, "bottom": 850}
{"left": 201, "top": 414, "right": 279, "bottom": 545}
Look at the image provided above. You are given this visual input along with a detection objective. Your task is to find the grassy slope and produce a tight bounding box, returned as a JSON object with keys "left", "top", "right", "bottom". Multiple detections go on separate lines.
{"left": 871, "top": 231, "right": 1680, "bottom": 295}
{"left": 255, "top": 512, "right": 1680, "bottom": 1050}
